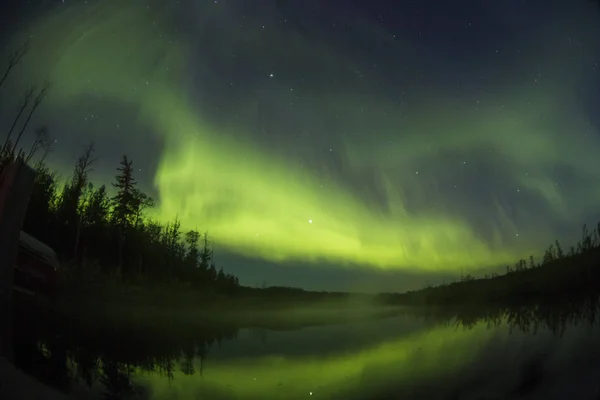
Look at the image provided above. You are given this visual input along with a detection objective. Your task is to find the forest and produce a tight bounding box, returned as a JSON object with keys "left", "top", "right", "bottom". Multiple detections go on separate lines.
{"left": 3, "top": 144, "right": 241, "bottom": 294}
{"left": 379, "top": 224, "right": 600, "bottom": 306}
{"left": 0, "top": 40, "right": 245, "bottom": 303}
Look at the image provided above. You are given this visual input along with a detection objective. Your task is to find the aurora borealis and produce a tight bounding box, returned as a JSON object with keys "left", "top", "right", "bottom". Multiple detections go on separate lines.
{"left": 1, "top": 0, "right": 599, "bottom": 291}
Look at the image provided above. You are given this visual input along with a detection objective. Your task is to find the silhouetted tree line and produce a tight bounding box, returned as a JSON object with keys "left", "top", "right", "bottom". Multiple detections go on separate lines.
{"left": 2, "top": 145, "right": 240, "bottom": 294}
{"left": 235, "top": 285, "right": 363, "bottom": 302}
{"left": 1, "top": 40, "right": 373, "bottom": 311}
{"left": 14, "top": 289, "right": 600, "bottom": 399}
{"left": 379, "top": 224, "right": 600, "bottom": 306}
{"left": 0, "top": 40, "right": 240, "bottom": 296}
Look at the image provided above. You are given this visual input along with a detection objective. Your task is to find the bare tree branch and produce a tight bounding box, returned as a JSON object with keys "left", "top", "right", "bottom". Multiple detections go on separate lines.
{"left": 34, "top": 137, "right": 54, "bottom": 170}
{"left": 74, "top": 141, "right": 96, "bottom": 189}
{"left": 10, "top": 81, "right": 51, "bottom": 157}
{"left": 1, "top": 85, "right": 36, "bottom": 156}
{"left": 25, "top": 125, "right": 51, "bottom": 164}
{"left": 0, "top": 39, "right": 30, "bottom": 91}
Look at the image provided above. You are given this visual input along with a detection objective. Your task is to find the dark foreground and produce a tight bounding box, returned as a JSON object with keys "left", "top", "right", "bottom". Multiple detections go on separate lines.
{"left": 0, "top": 356, "right": 68, "bottom": 399}
{"left": 5, "top": 290, "right": 600, "bottom": 400}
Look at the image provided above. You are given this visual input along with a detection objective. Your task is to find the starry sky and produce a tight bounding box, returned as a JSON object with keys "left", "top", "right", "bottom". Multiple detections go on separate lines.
{"left": 1, "top": 0, "right": 599, "bottom": 292}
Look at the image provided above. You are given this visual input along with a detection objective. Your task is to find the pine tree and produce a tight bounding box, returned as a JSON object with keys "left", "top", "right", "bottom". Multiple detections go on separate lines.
{"left": 57, "top": 142, "right": 95, "bottom": 226}
{"left": 111, "top": 155, "right": 137, "bottom": 227}
{"left": 111, "top": 155, "right": 138, "bottom": 277}
{"left": 555, "top": 240, "right": 564, "bottom": 259}
{"left": 56, "top": 142, "right": 95, "bottom": 260}
{"left": 199, "top": 232, "right": 212, "bottom": 270}
{"left": 132, "top": 188, "right": 154, "bottom": 229}
{"left": 185, "top": 229, "right": 200, "bottom": 269}
{"left": 83, "top": 185, "right": 110, "bottom": 227}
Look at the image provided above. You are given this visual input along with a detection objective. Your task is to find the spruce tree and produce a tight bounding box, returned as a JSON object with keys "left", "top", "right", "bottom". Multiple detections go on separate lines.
{"left": 111, "top": 155, "right": 137, "bottom": 228}
{"left": 111, "top": 155, "right": 138, "bottom": 276}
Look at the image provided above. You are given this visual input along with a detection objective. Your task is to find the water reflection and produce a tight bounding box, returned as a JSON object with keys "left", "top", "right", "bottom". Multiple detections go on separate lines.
{"left": 12, "top": 294, "right": 600, "bottom": 399}
{"left": 401, "top": 293, "right": 600, "bottom": 337}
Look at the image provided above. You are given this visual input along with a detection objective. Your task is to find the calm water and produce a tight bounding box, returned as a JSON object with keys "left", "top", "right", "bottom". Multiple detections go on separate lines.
{"left": 12, "top": 300, "right": 600, "bottom": 400}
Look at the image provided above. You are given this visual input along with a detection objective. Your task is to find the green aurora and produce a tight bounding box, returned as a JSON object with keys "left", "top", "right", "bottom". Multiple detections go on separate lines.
{"left": 3, "top": 0, "right": 600, "bottom": 275}
{"left": 135, "top": 321, "right": 494, "bottom": 399}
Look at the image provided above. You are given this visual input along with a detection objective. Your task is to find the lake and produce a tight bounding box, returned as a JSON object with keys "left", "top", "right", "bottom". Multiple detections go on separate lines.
{"left": 11, "top": 298, "right": 600, "bottom": 400}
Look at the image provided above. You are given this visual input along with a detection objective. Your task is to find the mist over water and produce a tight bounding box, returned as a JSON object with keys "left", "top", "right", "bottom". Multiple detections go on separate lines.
{"left": 11, "top": 298, "right": 600, "bottom": 400}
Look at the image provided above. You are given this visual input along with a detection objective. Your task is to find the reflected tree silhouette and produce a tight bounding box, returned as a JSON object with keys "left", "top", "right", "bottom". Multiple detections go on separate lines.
{"left": 401, "top": 293, "right": 600, "bottom": 338}
{"left": 11, "top": 301, "right": 239, "bottom": 399}
{"left": 12, "top": 293, "right": 600, "bottom": 399}
{"left": 100, "top": 360, "right": 139, "bottom": 400}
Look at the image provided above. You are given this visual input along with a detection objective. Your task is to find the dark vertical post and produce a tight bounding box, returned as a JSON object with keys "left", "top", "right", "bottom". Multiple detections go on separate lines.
{"left": 0, "top": 160, "right": 35, "bottom": 362}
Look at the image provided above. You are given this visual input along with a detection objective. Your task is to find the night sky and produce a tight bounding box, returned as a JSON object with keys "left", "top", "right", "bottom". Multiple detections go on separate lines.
{"left": 1, "top": 0, "right": 599, "bottom": 292}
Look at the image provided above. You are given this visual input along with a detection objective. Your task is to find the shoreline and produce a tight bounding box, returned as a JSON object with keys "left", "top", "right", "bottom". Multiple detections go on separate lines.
{"left": 0, "top": 357, "right": 67, "bottom": 400}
